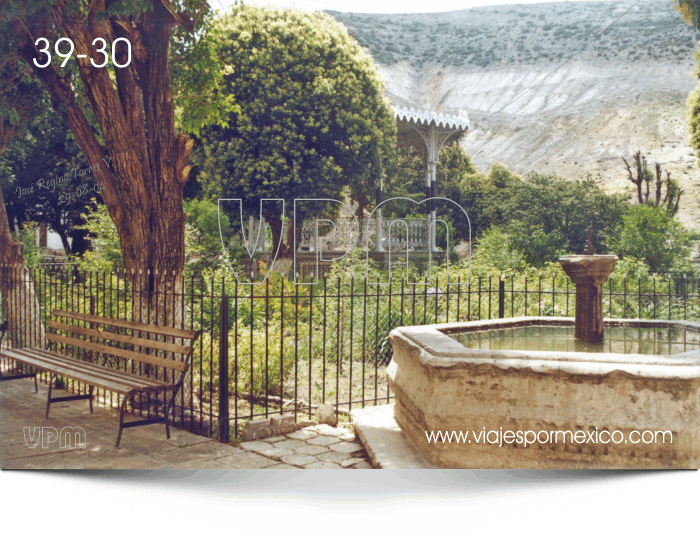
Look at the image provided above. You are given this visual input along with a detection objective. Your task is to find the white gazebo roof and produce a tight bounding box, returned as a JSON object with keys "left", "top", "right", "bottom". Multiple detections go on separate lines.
{"left": 393, "top": 106, "right": 470, "bottom": 131}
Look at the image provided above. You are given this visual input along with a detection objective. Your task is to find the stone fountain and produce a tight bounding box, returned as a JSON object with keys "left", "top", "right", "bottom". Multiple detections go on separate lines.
{"left": 558, "top": 228, "right": 617, "bottom": 342}
{"left": 387, "top": 230, "right": 700, "bottom": 469}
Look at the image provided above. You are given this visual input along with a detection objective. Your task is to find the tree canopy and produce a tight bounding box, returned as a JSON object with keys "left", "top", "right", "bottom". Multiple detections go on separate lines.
{"left": 1, "top": 100, "right": 98, "bottom": 255}
{"left": 195, "top": 5, "right": 396, "bottom": 255}
{"left": 0, "top": 0, "right": 235, "bottom": 289}
{"left": 616, "top": 204, "right": 694, "bottom": 274}
{"left": 501, "top": 174, "right": 630, "bottom": 266}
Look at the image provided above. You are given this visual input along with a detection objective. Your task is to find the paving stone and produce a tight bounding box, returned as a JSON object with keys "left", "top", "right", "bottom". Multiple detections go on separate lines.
{"left": 340, "top": 457, "right": 366, "bottom": 468}
{"left": 266, "top": 463, "right": 300, "bottom": 469}
{"left": 314, "top": 424, "right": 345, "bottom": 436}
{"left": 256, "top": 446, "right": 295, "bottom": 459}
{"left": 353, "top": 460, "right": 374, "bottom": 469}
{"left": 316, "top": 451, "right": 349, "bottom": 463}
{"left": 285, "top": 429, "right": 319, "bottom": 441}
{"left": 280, "top": 453, "right": 318, "bottom": 466}
{"left": 216, "top": 452, "right": 277, "bottom": 469}
{"left": 294, "top": 444, "right": 330, "bottom": 456}
{"left": 261, "top": 435, "right": 287, "bottom": 443}
{"left": 239, "top": 440, "right": 274, "bottom": 452}
{"left": 100, "top": 455, "right": 167, "bottom": 469}
{"left": 339, "top": 433, "right": 356, "bottom": 442}
{"left": 303, "top": 461, "right": 341, "bottom": 469}
{"left": 151, "top": 441, "right": 241, "bottom": 465}
{"left": 326, "top": 441, "right": 364, "bottom": 454}
{"left": 272, "top": 438, "right": 308, "bottom": 450}
{"left": 306, "top": 435, "right": 341, "bottom": 446}
{"left": 299, "top": 424, "right": 324, "bottom": 433}
{"left": 164, "top": 432, "right": 211, "bottom": 448}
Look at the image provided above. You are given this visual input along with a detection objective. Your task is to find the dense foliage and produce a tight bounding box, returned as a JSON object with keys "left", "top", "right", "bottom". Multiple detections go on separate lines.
{"left": 615, "top": 204, "right": 695, "bottom": 273}
{"left": 501, "top": 174, "right": 629, "bottom": 266}
{"left": 195, "top": 5, "right": 396, "bottom": 255}
{"left": 1, "top": 103, "right": 97, "bottom": 255}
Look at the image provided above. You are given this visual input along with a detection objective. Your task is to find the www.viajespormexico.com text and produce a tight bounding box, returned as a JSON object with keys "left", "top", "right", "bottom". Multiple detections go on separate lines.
{"left": 425, "top": 428, "right": 673, "bottom": 447}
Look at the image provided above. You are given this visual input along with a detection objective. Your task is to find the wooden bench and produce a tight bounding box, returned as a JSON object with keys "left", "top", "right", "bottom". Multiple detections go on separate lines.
{"left": 0, "top": 319, "right": 39, "bottom": 390}
{"left": 0, "top": 310, "right": 200, "bottom": 447}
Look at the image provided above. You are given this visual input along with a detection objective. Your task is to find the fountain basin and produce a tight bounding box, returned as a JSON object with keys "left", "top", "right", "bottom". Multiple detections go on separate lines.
{"left": 387, "top": 317, "right": 700, "bottom": 469}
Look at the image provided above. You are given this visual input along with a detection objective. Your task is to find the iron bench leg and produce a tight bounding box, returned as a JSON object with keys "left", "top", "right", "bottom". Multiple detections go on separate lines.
{"left": 45, "top": 375, "right": 96, "bottom": 419}
{"left": 0, "top": 368, "right": 39, "bottom": 388}
{"left": 0, "top": 321, "right": 39, "bottom": 390}
{"left": 163, "top": 387, "right": 180, "bottom": 440}
{"left": 45, "top": 374, "right": 57, "bottom": 419}
{"left": 116, "top": 394, "right": 130, "bottom": 448}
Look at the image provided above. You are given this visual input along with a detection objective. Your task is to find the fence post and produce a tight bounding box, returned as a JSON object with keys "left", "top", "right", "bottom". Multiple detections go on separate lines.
{"left": 218, "top": 295, "right": 230, "bottom": 443}
{"left": 498, "top": 278, "right": 505, "bottom": 319}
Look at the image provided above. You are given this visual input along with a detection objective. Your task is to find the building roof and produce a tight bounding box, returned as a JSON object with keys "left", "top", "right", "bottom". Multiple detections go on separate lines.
{"left": 393, "top": 105, "right": 470, "bottom": 131}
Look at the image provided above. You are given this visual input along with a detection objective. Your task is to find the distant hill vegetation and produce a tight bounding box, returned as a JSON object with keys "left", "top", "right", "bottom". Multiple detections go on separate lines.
{"left": 330, "top": 1, "right": 699, "bottom": 70}
{"left": 327, "top": 1, "right": 700, "bottom": 232}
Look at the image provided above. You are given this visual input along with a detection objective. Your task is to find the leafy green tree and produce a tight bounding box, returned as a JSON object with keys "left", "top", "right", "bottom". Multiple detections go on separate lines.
{"left": 676, "top": 1, "right": 700, "bottom": 28}
{"left": 0, "top": 0, "right": 236, "bottom": 334}
{"left": 676, "top": 2, "right": 700, "bottom": 169}
{"left": 502, "top": 174, "right": 629, "bottom": 266}
{"left": 195, "top": 5, "right": 396, "bottom": 257}
{"left": 458, "top": 162, "right": 520, "bottom": 237}
{"left": 1, "top": 0, "right": 236, "bottom": 407}
{"left": 616, "top": 205, "right": 694, "bottom": 273}
{"left": 473, "top": 226, "right": 527, "bottom": 274}
{"left": 78, "top": 198, "right": 238, "bottom": 274}
{"left": 0, "top": 55, "right": 46, "bottom": 346}
{"left": 385, "top": 143, "right": 515, "bottom": 244}
{"left": 183, "top": 198, "right": 238, "bottom": 273}
{"left": 2, "top": 103, "right": 97, "bottom": 254}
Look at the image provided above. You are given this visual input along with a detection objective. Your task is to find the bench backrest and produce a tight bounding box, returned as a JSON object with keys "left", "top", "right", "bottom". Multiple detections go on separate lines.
{"left": 46, "top": 309, "right": 200, "bottom": 374}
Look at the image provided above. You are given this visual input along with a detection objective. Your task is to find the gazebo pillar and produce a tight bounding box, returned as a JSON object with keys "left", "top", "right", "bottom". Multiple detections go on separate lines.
{"left": 375, "top": 179, "right": 384, "bottom": 252}
{"left": 393, "top": 106, "right": 470, "bottom": 254}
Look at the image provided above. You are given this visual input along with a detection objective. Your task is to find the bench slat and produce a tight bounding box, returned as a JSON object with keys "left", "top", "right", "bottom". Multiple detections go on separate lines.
{"left": 48, "top": 320, "right": 194, "bottom": 356}
{"left": 52, "top": 309, "right": 199, "bottom": 340}
{"left": 47, "top": 333, "right": 189, "bottom": 372}
{"left": 25, "top": 348, "right": 171, "bottom": 388}
{"left": 0, "top": 349, "right": 158, "bottom": 394}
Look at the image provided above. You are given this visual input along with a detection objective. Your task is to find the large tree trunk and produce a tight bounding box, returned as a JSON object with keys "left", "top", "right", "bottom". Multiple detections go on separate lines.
{"left": 0, "top": 190, "right": 45, "bottom": 349}
{"left": 11, "top": 1, "right": 193, "bottom": 411}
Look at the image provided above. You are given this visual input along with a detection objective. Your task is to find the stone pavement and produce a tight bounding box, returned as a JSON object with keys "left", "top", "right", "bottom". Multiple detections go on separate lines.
{"left": 351, "top": 404, "right": 434, "bottom": 469}
{"left": 0, "top": 375, "right": 373, "bottom": 470}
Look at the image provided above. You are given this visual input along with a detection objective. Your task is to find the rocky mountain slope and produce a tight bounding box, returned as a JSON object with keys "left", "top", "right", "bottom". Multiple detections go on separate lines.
{"left": 329, "top": 1, "right": 700, "bottom": 230}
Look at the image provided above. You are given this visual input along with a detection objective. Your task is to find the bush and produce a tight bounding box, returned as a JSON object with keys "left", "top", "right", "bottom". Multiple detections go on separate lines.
{"left": 615, "top": 205, "right": 694, "bottom": 273}
{"left": 13, "top": 222, "right": 41, "bottom": 271}
{"left": 473, "top": 227, "right": 528, "bottom": 274}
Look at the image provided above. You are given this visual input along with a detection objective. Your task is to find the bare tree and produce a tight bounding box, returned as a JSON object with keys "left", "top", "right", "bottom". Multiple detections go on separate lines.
{"left": 622, "top": 151, "right": 683, "bottom": 217}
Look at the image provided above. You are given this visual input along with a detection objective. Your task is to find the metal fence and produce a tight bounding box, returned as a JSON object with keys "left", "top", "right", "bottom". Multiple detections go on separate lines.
{"left": 1, "top": 264, "right": 700, "bottom": 441}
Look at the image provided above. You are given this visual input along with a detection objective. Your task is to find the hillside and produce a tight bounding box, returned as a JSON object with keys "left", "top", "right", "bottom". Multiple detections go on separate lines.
{"left": 329, "top": 1, "right": 700, "bottom": 230}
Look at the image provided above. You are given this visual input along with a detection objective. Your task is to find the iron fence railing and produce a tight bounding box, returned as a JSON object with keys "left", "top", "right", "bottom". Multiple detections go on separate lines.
{"left": 2, "top": 264, "right": 700, "bottom": 441}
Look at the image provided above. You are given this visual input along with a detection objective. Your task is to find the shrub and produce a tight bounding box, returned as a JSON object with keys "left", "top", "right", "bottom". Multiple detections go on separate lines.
{"left": 615, "top": 205, "right": 694, "bottom": 273}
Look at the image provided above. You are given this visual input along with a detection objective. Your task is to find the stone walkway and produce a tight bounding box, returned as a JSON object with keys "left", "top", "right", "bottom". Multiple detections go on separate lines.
{"left": 239, "top": 425, "right": 373, "bottom": 469}
{"left": 0, "top": 375, "right": 373, "bottom": 470}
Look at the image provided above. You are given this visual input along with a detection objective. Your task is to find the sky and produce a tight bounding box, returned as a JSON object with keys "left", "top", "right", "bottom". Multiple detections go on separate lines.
{"left": 215, "top": 0, "right": 615, "bottom": 15}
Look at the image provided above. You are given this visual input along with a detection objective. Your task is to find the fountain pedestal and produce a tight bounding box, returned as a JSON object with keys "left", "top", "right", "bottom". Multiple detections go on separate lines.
{"left": 558, "top": 255, "right": 618, "bottom": 342}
